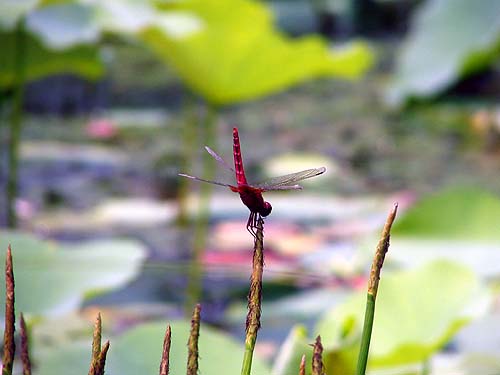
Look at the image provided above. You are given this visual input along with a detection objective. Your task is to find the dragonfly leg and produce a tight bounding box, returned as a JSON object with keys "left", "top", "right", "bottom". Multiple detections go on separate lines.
{"left": 246, "top": 212, "right": 258, "bottom": 238}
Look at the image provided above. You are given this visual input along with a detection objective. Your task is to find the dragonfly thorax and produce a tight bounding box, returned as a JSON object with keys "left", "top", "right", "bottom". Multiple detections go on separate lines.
{"left": 260, "top": 201, "right": 272, "bottom": 217}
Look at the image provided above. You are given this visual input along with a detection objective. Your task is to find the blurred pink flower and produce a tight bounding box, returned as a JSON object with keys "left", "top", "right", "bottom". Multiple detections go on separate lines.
{"left": 86, "top": 118, "right": 118, "bottom": 139}
{"left": 15, "top": 199, "right": 35, "bottom": 220}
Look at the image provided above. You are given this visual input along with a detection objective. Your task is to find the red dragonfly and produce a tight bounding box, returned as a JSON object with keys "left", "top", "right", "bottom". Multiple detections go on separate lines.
{"left": 179, "top": 127, "right": 326, "bottom": 236}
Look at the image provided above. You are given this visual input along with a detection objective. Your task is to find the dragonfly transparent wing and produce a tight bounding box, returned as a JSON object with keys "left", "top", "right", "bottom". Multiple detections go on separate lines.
{"left": 205, "top": 146, "right": 235, "bottom": 173}
{"left": 178, "top": 173, "right": 236, "bottom": 189}
{"left": 254, "top": 167, "right": 326, "bottom": 191}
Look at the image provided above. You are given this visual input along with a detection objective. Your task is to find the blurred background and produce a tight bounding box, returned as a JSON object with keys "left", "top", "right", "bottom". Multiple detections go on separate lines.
{"left": 1, "top": 0, "right": 500, "bottom": 374}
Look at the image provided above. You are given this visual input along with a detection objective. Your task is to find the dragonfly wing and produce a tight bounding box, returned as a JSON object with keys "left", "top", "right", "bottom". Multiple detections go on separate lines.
{"left": 178, "top": 173, "right": 236, "bottom": 188}
{"left": 205, "top": 146, "right": 235, "bottom": 173}
{"left": 254, "top": 167, "right": 326, "bottom": 190}
{"left": 259, "top": 185, "right": 303, "bottom": 192}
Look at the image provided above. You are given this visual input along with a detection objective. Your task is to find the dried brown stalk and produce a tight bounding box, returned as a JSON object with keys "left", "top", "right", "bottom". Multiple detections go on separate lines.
{"left": 2, "top": 245, "right": 16, "bottom": 375}
{"left": 241, "top": 217, "right": 265, "bottom": 375}
{"left": 368, "top": 203, "right": 398, "bottom": 298}
{"left": 95, "top": 341, "right": 110, "bottom": 375}
{"left": 88, "top": 313, "right": 102, "bottom": 375}
{"left": 88, "top": 313, "right": 109, "bottom": 375}
{"left": 20, "top": 313, "right": 32, "bottom": 375}
{"left": 299, "top": 354, "right": 306, "bottom": 375}
{"left": 159, "top": 325, "right": 172, "bottom": 375}
{"left": 311, "top": 335, "right": 325, "bottom": 375}
{"left": 356, "top": 203, "right": 398, "bottom": 375}
{"left": 187, "top": 304, "right": 201, "bottom": 375}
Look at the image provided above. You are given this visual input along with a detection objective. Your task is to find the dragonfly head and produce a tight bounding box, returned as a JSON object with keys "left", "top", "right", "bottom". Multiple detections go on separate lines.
{"left": 260, "top": 201, "right": 272, "bottom": 217}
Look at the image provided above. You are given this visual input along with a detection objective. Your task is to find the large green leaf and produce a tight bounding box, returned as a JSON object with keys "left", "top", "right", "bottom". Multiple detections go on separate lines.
{"left": 386, "top": 187, "right": 500, "bottom": 278}
{"left": 0, "top": 0, "right": 202, "bottom": 87}
{"left": 388, "top": 239, "right": 500, "bottom": 279}
{"left": 313, "top": 261, "right": 486, "bottom": 373}
{"left": 0, "top": 2, "right": 108, "bottom": 87}
{"left": 388, "top": 0, "right": 500, "bottom": 105}
{"left": 272, "top": 325, "right": 313, "bottom": 375}
{"left": 94, "top": 0, "right": 201, "bottom": 36}
{"left": 0, "top": 231, "right": 145, "bottom": 316}
{"left": 25, "top": 2, "right": 99, "bottom": 49}
{"left": 1, "top": 0, "right": 202, "bottom": 39}
{"left": 0, "top": 30, "right": 103, "bottom": 87}
{"left": 392, "top": 186, "right": 500, "bottom": 240}
{"left": 0, "top": 0, "right": 39, "bottom": 29}
{"left": 459, "top": 354, "right": 500, "bottom": 375}
{"left": 142, "top": 0, "right": 373, "bottom": 105}
{"left": 37, "top": 320, "right": 271, "bottom": 375}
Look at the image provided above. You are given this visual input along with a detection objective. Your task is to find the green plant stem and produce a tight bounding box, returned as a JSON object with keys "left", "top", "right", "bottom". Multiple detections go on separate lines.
{"left": 355, "top": 204, "right": 398, "bottom": 375}
{"left": 241, "top": 217, "right": 264, "bottom": 375}
{"left": 177, "top": 93, "right": 198, "bottom": 226}
{"left": 356, "top": 293, "right": 375, "bottom": 375}
{"left": 421, "top": 360, "right": 430, "bottom": 375}
{"left": 7, "top": 19, "right": 26, "bottom": 228}
{"left": 184, "top": 105, "right": 218, "bottom": 316}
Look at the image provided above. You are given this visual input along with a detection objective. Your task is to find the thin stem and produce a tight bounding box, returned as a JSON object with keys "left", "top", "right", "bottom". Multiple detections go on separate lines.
{"left": 421, "top": 360, "right": 430, "bottom": 375}
{"left": 241, "top": 217, "right": 265, "bottom": 375}
{"left": 89, "top": 313, "right": 102, "bottom": 375}
{"left": 177, "top": 93, "right": 198, "bottom": 226}
{"left": 95, "top": 341, "right": 110, "bottom": 375}
{"left": 159, "top": 325, "right": 172, "bottom": 375}
{"left": 20, "top": 313, "right": 32, "bottom": 375}
{"left": 184, "top": 105, "right": 218, "bottom": 316}
{"left": 88, "top": 313, "right": 109, "bottom": 375}
{"left": 299, "top": 354, "right": 306, "bottom": 375}
{"left": 88, "top": 313, "right": 107, "bottom": 375}
{"left": 311, "top": 336, "right": 324, "bottom": 375}
{"left": 355, "top": 204, "right": 398, "bottom": 375}
{"left": 356, "top": 293, "right": 375, "bottom": 375}
{"left": 6, "top": 19, "right": 26, "bottom": 228}
{"left": 2, "top": 246, "right": 15, "bottom": 375}
{"left": 0, "top": 90, "right": 7, "bottom": 208}
{"left": 187, "top": 304, "right": 201, "bottom": 375}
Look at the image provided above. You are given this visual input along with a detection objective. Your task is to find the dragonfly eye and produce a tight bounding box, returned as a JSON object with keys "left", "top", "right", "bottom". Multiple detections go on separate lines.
{"left": 261, "top": 201, "right": 272, "bottom": 217}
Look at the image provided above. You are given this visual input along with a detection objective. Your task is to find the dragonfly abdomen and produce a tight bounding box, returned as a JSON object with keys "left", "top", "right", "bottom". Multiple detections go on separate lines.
{"left": 233, "top": 127, "right": 248, "bottom": 185}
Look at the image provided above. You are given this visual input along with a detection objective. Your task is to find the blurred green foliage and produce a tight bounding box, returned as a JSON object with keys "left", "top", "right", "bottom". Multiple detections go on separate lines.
{"left": 272, "top": 324, "right": 312, "bottom": 375}
{"left": 36, "top": 320, "right": 271, "bottom": 375}
{"left": 0, "top": 0, "right": 199, "bottom": 88}
{"left": 388, "top": 187, "right": 500, "bottom": 279}
{"left": 388, "top": 0, "right": 500, "bottom": 105}
{"left": 0, "top": 30, "right": 103, "bottom": 87}
{"left": 320, "top": 261, "right": 484, "bottom": 372}
{"left": 392, "top": 187, "right": 500, "bottom": 240}
{"left": 144, "top": 0, "right": 373, "bottom": 105}
{"left": 0, "top": 231, "right": 145, "bottom": 316}
{"left": 0, "top": 0, "right": 373, "bottom": 102}
{"left": 275, "top": 261, "right": 486, "bottom": 375}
